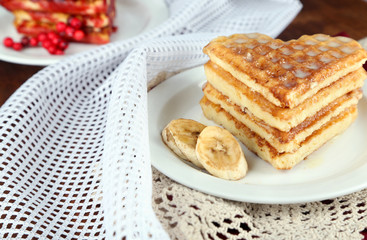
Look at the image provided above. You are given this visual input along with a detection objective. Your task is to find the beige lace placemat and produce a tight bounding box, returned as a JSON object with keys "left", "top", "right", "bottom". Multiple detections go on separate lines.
{"left": 152, "top": 168, "right": 367, "bottom": 240}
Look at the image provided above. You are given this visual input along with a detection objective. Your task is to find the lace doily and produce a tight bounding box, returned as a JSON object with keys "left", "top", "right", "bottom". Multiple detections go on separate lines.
{"left": 152, "top": 167, "right": 367, "bottom": 240}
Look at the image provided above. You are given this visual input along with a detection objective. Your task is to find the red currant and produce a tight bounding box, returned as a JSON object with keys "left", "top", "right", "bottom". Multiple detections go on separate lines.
{"left": 55, "top": 49, "right": 65, "bottom": 55}
{"left": 3, "top": 37, "right": 14, "bottom": 48}
{"left": 56, "top": 22, "right": 67, "bottom": 33}
{"left": 37, "top": 33, "right": 48, "bottom": 42}
{"left": 29, "top": 37, "right": 39, "bottom": 46}
{"left": 20, "top": 36, "right": 30, "bottom": 46}
{"left": 3, "top": 13, "right": 87, "bottom": 55}
{"left": 69, "top": 17, "right": 82, "bottom": 29}
{"left": 58, "top": 40, "right": 69, "bottom": 50}
{"left": 65, "top": 26, "right": 75, "bottom": 37}
{"left": 47, "top": 45, "right": 57, "bottom": 54}
{"left": 52, "top": 37, "right": 61, "bottom": 46}
{"left": 334, "top": 32, "right": 350, "bottom": 37}
{"left": 73, "top": 30, "right": 85, "bottom": 41}
{"left": 42, "top": 39, "right": 52, "bottom": 49}
{"left": 12, "top": 42, "right": 23, "bottom": 51}
{"left": 47, "top": 32, "right": 59, "bottom": 40}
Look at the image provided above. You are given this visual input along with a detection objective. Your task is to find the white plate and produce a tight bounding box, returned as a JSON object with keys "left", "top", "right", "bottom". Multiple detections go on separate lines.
{"left": 148, "top": 66, "right": 367, "bottom": 204}
{"left": 0, "top": 0, "right": 168, "bottom": 65}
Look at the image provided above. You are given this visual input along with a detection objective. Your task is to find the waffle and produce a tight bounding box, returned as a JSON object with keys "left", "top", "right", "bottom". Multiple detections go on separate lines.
{"left": 203, "top": 33, "right": 367, "bottom": 108}
{"left": 200, "top": 97, "right": 358, "bottom": 170}
{"left": 0, "top": 0, "right": 116, "bottom": 44}
{"left": 201, "top": 33, "right": 367, "bottom": 169}
{"left": 205, "top": 61, "right": 366, "bottom": 131}
{"left": 203, "top": 82, "right": 362, "bottom": 153}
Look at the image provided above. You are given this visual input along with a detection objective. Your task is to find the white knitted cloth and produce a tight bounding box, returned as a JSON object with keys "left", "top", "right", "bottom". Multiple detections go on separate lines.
{"left": 0, "top": 0, "right": 306, "bottom": 239}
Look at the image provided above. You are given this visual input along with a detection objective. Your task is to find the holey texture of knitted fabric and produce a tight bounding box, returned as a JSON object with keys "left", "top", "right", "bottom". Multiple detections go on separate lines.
{"left": 0, "top": 1, "right": 309, "bottom": 239}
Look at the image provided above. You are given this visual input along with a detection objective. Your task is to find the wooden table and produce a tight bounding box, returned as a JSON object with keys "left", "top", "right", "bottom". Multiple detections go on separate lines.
{"left": 1, "top": 0, "right": 367, "bottom": 237}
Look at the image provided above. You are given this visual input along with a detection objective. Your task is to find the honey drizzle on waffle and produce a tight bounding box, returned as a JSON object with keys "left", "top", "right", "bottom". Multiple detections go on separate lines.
{"left": 203, "top": 33, "right": 367, "bottom": 108}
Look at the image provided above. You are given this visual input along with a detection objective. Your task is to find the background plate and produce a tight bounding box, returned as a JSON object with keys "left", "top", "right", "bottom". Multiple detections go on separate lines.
{"left": 0, "top": 0, "right": 168, "bottom": 65}
{"left": 149, "top": 66, "right": 367, "bottom": 204}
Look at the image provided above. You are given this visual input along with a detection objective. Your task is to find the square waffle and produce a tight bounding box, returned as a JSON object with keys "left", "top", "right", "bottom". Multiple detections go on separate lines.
{"left": 200, "top": 33, "right": 367, "bottom": 169}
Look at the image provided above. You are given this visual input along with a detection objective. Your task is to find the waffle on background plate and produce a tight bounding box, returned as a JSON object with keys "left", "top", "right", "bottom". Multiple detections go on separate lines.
{"left": 200, "top": 33, "right": 367, "bottom": 170}
{"left": 0, "top": 0, "right": 116, "bottom": 44}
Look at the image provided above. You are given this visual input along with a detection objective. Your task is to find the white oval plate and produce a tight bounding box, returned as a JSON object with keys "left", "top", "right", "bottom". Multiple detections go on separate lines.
{"left": 148, "top": 66, "right": 367, "bottom": 204}
{"left": 0, "top": 0, "right": 168, "bottom": 65}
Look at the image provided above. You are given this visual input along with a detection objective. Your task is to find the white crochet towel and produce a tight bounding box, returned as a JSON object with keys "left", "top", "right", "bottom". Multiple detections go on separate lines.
{"left": 0, "top": 0, "right": 302, "bottom": 239}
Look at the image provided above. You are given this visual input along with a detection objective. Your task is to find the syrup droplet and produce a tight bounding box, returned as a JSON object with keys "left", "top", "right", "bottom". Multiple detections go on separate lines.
{"left": 293, "top": 45, "right": 305, "bottom": 50}
{"left": 341, "top": 46, "right": 355, "bottom": 54}
{"left": 281, "top": 63, "right": 293, "bottom": 69}
{"left": 328, "top": 41, "right": 341, "bottom": 47}
{"left": 244, "top": 52, "right": 253, "bottom": 62}
{"left": 293, "top": 69, "right": 310, "bottom": 78}
{"left": 319, "top": 55, "right": 333, "bottom": 63}
{"left": 306, "top": 63, "right": 320, "bottom": 70}
{"left": 318, "top": 46, "right": 329, "bottom": 52}
{"left": 335, "top": 36, "right": 352, "bottom": 43}
{"left": 306, "top": 50, "right": 319, "bottom": 56}
{"left": 234, "top": 38, "right": 247, "bottom": 44}
{"left": 281, "top": 48, "right": 293, "bottom": 55}
{"left": 330, "top": 51, "right": 343, "bottom": 58}
{"left": 305, "top": 40, "right": 317, "bottom": 45}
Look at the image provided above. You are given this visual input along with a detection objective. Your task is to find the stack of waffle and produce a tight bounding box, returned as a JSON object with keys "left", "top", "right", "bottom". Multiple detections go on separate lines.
{"left": 0, "top": 0, "right": 115, "bottom": 44}
{"left": 200, "top": 33, "right": 367, "bottom": 169}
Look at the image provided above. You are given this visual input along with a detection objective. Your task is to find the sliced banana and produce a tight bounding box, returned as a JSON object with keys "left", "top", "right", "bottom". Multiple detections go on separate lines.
{"left": 161, "top": 118, "right": 206, "bottom": 168}
{"left": 196, "top": 126, "right": 248, "bottom": 180}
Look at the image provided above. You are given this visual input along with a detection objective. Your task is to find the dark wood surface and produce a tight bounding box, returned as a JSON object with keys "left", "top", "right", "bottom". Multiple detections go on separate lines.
{"left": 279, "top": 0, "right": 367, "bottom": 41}
{"left": 0, "top": 60, "right": 43, "bottom": 105}
{"left": 1, "top": 0, "right": 367, "bottom": 106}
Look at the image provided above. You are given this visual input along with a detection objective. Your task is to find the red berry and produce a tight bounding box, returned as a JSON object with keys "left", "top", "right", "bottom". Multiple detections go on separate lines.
{"left": 12, "top": 42, "right": 23, "bottom": 51}
{"left": 58, "top": 40, "right": 69, "bottom": 50}
{"left": 47, "top": 32, "right": 59, "bottom": 41}
{"left": 42, "top": 39, "right": 52, "bottom": 49}
{"left": 69, "top": 17, "right": 82, "bottom": 29}
{"left": 56, "top": 22, "right": 67, "bottom": 33}
{"left": 334, "top": 32, "right": 350, "bottom": 38}
{"left": 20, "top": 36, "right": 30, "bottom": 46}
{"left": 52, "top": 37, "right": 61, "bottom": 46}
{"left": 38, "top": 33, "right": 48, "bottom": 42}
{"left": 55, "top": 49, "right": 65, "bottom": 55}
{"left": 29, "top": 37, "right": 39, "bottom": 46}
{"left": 3, "top": 37, "right": 14, "bottom": 48}
{"left": 73, "top": 30, "right": 85, "bottom": 41}
{"left": 47, "top": 45, "right": 57, "bottom": 54}
{"left": 65, "top": 26, "right": 75, "bottom": 37}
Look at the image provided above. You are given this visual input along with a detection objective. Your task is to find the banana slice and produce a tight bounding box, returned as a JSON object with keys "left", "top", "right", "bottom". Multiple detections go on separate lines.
{"left": 196, "top": 126, "right": 248, "bottom": 180}
{"left": 161, "top": 118, "right": 206, "bottom": 168}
